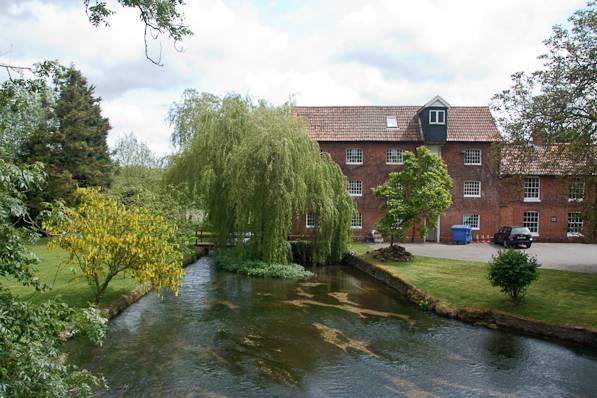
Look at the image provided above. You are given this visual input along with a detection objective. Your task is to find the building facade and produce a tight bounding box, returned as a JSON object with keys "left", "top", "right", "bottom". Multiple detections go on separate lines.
{"left": 293, "top": 95, "right": 590, "bottom": 243}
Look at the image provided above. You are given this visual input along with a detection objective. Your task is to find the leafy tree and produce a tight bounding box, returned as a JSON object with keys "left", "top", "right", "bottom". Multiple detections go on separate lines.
{"left": 84, "top": 0, "right": 193, "bottom": 65}
{"left": 488, "top": 249, "right": 540, "bottom": 303}
{"left": 21, "top": 66, "right": 113, "bottom": 214}
{"left": 112, "top": 132, "right": 160, "bottom": 169}
{"left": 0, "top": 61, "right": 65, "bottom": 161}
{"left": 166, "top": 91, "right": 353, "bottom": 265}
{"left": 492, "top": 1, "right": 597, "bottom": 238}
{"left": 0, "top": 160, "right": 107, "bottom": 397}
{"left": 43, "top": 187, "right": 185, "bottom": 304}
{"left": 373, "top": 147, "right": 452, "bottom": 244}
{"left": 110, "top": 133, "right": 200, "bottom": 257}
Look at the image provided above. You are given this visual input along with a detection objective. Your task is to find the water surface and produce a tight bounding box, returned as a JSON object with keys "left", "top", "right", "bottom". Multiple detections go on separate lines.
{"left": 69, "top": 257, "right": 597, "bottom": 397}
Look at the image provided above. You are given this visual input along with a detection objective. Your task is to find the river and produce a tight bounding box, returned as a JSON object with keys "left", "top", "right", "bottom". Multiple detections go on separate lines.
{"left": 68, "top": 257, "right": 597, "bottom": 397}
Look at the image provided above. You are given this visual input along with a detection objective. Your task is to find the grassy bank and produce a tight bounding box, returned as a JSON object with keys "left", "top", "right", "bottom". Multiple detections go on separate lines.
{"left": 351, "top": 244, "right": 597, "bottom": 329}
{"left": 4, "top": 239, "right": 137, "bottom": 308}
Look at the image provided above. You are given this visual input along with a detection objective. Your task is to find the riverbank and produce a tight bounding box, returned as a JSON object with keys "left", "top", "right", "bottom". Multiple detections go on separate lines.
{"left": 347, "top": 247, "right": 597, "bottom": 347}
{"left": 5, "top": 239, "right": 202, "bottom": 320}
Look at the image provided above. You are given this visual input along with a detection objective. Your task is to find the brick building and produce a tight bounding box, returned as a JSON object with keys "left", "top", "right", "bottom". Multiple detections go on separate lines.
{"left": 294, "top": 95, "right": 590, "bottom": 243}
{"left": 498, "top": 145, "right": 592, "bottom": 242}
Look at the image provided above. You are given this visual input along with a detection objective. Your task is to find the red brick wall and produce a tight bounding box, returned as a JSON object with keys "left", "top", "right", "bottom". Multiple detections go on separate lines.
{"left": 319, "top": 141, "right": 419, "bottom": 241}
{"left": 315, "top": 141, "right": 503, "bottom": 243}
{"left": 440, "top": 143, "right": 501, "bottom": 242}
{"left": 291, "top": 140, "right": 595, "bottom": 244}
{"left": 499, "top": 175, "right": 586, "bottom": 242}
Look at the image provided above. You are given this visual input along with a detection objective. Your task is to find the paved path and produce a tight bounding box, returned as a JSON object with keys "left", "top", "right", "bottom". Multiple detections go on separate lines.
{"left": 372, "top": 242, "right": 597, "bottom": 273}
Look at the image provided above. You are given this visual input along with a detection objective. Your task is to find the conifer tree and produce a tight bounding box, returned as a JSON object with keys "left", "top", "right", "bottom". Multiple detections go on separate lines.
{"left": 21, "top": 67, "right": 113, "bottom": 212}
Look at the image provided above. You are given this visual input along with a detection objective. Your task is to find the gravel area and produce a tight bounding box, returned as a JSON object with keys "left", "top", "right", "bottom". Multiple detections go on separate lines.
{"left": 370, "top": 242, "right": 597, "bottom": 273}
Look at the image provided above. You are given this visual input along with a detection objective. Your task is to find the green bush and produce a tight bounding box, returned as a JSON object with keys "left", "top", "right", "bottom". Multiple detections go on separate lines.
{"left": 215, "top": 250, "right": 314, "bottom": 279}
{"left": 488, "top": 249, "right": 540, "bottom": 303}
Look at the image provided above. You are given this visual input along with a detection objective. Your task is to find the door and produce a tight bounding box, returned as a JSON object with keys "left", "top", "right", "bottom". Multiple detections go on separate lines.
{"left": 426, "top": 216, "right": 440, "bottom": 242}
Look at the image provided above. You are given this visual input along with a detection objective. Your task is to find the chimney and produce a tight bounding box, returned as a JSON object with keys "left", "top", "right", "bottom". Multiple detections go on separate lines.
{"left": 531, "top": 125, "right": 545, "bottom": 145}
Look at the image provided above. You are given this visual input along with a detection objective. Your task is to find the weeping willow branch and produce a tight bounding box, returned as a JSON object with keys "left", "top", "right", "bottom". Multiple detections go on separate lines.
{"left": 165, "top": 92, "right": 353, "bottom": 264}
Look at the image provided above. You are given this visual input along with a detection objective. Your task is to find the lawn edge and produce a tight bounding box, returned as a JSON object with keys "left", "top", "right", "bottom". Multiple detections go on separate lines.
{"left": 346, "top": 254, "right": 597, "bottom": 348}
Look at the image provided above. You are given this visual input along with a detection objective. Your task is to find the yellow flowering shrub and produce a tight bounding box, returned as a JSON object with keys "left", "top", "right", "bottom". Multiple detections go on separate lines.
{"left": 44, "top": 187, "right": 184, "bottom": 304}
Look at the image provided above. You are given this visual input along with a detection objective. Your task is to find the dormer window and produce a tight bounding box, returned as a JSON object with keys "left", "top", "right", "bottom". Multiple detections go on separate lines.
{"left": 386, "top": 116, "right": 397, "bottom": 128}
{"left": 429, "top": 110, "right": 445, "bottom": 125}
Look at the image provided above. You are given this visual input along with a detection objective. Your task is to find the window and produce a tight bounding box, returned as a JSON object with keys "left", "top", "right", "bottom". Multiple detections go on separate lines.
{"left": 306, "top": 213, "right": 316, "bottom": 229}
{"left": 567, "top": 212, "right": 583, "bottom": 237}
{"left": 464, "top": 149, "right": 481, "bottom": 165}
{"left": 346, "top": 148, "right": 363, "bottom": 165}
{"left": 523, "top": 211, "right": 539, "bottom": 235}
{"left": 569, "top": 179, "right": 585, "bottom": 202}
{"left": 429, "top": 109, "right": 445, "bottom": 125}
{"left": 386, "top": 116, "right": 397, "bottom": 128}
{"left": 463, "top": 214, "right": 480, "bottom": 230}
{"left": 524, "top": 176, "right": 540, "bottom": 202}
{"left": 386, "top": 148, "right": 404, "bottom": 165}
{"left": 464, "top": 181, "right": 481, "bottom": 197}
{"left": 351, "top": 212, "right": 363, "bottom": 229}
{"left": 347, "top": 180, "right": 363, "bottom": 196}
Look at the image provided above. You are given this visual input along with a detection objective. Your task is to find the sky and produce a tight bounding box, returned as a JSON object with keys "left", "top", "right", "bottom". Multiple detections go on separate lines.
{"left": 0, "top": 0, "right": 586, "bottom": 155}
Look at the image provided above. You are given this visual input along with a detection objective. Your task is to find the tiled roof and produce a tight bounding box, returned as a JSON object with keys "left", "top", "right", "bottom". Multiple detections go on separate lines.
{"left": 500, "top": 145, "right": 583, "bottom": 176}
{"left": 294, "top": 106, "right": 500, "bottom": 142}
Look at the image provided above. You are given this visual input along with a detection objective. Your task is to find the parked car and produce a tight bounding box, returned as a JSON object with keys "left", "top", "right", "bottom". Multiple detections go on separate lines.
{"left": 493, "top": 226, "right": 533, "bottom": 248}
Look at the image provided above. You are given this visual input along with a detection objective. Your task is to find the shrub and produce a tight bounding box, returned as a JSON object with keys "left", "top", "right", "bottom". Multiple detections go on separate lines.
{"left": 215, "top": 250, "right": 314, "bottom": 279}
{"left": 488, "top": 249, "right": 540, "bottom": 302}
{"left": 43, "top": 187, "right": 185, "bottom": 304}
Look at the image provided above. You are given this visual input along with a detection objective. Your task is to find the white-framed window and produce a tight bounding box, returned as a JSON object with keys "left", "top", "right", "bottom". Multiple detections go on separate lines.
{"left": 567, "top": 212, "right": 583, "bottom": 237}
{"left": 386, "top": 116, "right": 397, "bottom": 128}
{"left": 569, "top": 179, "right": 585, "bottom": 202}
{"left": 429, "top": 109, "right": 445, "bottom": 125}
{"left": 463, "top": 149, "right": 482, "bottom": 165}
{"left": 464, "top": 181, "right": 481, "bottom": 198}
{"left": 347, "top": 180, "right": 363, "bottom": 196}
{"left": 386, "top": 148, "right": 404, "bottom": 165}
{"left": 346, "top": 148, "right": 363, "bottom": 165}
{"left": 523, "top": 211, "right": 539, "bottom": 235}
{"left": 463, "top": 214, "right": 480, "bottom": 230}
{"left": 306, "top": 213, "right": 316, "bottom": 229}
{"left": 524, "top": 176, "right": 540, "bottom": 202}
{"left": 351, "top": 212, "right": 363, "bottom": 229}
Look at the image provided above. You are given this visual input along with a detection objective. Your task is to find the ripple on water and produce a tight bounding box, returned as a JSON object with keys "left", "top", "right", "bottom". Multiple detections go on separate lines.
{"left": 67, "top": 259, "right": 597, "bottom": 398}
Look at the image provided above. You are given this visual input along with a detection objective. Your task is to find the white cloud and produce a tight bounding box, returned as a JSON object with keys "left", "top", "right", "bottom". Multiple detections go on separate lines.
{"left": 0, "top": 0, "right": 587, "bottom": 154}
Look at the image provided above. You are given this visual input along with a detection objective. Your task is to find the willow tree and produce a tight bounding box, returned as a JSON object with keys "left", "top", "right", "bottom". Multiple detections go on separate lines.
{"left": 166, "top": 91, "right": 353, "bottom": 264}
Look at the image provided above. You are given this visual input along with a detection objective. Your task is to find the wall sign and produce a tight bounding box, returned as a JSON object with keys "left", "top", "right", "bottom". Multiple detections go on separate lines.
{"left": 550, "top": 216, "right": 557, "bottom": 223}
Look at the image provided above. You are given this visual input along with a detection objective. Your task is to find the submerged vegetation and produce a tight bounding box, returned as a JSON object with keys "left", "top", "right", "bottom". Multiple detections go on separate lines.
{"left": 166, "top": 91, "right": 353, "bottom": 266}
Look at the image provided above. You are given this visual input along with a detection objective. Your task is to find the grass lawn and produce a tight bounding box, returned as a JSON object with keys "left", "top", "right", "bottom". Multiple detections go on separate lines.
{"left": 350, "top": 243, "right": 597, "bottom": 329}
{"left": 3, "top": 239, "right": 138, "bottom": 308}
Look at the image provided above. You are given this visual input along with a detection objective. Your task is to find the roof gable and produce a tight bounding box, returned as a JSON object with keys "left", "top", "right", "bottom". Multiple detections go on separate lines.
{"left": 422, "top": 95, "right": 450, "bottom": 109}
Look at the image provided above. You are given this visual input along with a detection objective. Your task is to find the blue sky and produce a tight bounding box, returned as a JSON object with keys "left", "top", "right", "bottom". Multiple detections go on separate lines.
{"left": 0, "top": 0, "right": 586, "bottom": 154}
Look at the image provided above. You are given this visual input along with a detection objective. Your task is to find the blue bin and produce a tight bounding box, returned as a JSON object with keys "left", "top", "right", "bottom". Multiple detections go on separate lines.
{"left": 451, "top": 224, "right": 472, "bottom": 244}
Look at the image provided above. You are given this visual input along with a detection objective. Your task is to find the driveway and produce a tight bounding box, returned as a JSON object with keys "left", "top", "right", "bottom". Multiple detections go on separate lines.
{"left": 372, "top": 242, "right": 597, "bottom": 273}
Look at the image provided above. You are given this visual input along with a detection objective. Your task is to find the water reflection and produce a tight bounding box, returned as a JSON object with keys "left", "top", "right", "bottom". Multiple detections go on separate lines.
{"left": 68, "top": 257, "right": 597, "bottom": 397}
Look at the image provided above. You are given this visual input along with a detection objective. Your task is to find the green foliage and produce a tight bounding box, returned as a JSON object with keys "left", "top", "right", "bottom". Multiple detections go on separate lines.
{"left": 493, "top": 1, "right": 596, "bottom": 150}
{"left": 492, "top": 1, "right": 597, "bottom": 239}
{"left": 166, "top": 91, "right": 353, "bottom": 265}
{"left": 0, "top": 294, "right": 107, "bottom": 398}
{"left": 43, "top": 188, "right": 185, "bottom": 304}
{"left": 110, "top": 133, "right": 201, "bottom": 258}
{"left": 20, "top": 66, "right": 113, "bottom": 214}
{"left": 215, "top": 250, "right": 314, "bottom": 279}
{"left": 488, "top": 249, "right": 540, "bottom": 303}
{"left": 0, "top": 160, "right": 106, "bottom": 397}
{"left": 373, "top": 147, "right": 452, "bottom": 244}
{"left": 84, "top": 0, "right": 192, "bottom": 65}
